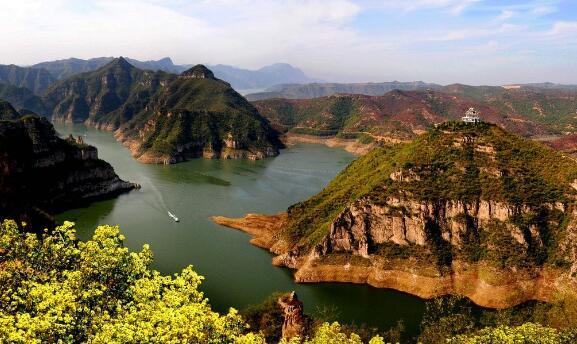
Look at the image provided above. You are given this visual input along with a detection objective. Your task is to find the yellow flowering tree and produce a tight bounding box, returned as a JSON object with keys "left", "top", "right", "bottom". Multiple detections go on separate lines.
{"left": 0, "top": 220, "right": 387, "bottom": 344}
{"left": 0, "top": 220, "right": 258, "bottom": 343}
{"left": 448, "top": 323, "right": 577, "bottom": 344}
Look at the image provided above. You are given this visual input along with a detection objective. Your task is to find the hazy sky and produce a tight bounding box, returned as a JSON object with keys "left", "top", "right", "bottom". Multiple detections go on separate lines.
{"left": 0, "top": 0, "right": 575, "bottom": 85}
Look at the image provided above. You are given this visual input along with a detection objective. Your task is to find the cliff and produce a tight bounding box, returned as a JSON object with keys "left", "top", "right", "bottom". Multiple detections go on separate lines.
{"left": 0, "top": 114, "right": 137, "bottom": 227}
{"left": 44, "top": 59, "right": 282, "bottom": 163}
{"left": 213, "top": 122, "right": 577, "bottom": 308}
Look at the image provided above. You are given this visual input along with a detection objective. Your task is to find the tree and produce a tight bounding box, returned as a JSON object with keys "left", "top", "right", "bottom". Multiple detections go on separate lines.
{"left": 448, "top": 323, "right": 577, "bottom": 344}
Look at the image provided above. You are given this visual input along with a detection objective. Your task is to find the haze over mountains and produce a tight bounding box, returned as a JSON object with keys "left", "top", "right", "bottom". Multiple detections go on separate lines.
{"left": 28, "top": 57, "right": 317, "bottom": 92}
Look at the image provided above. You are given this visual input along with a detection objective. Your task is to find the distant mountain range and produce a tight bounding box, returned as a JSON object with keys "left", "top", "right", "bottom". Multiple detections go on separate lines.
{"left": 253, "top": 89, "right": 552, "bottom": 142}
{"left": 28, "top": 57, "right": 316, "bottom": 91}
{"left": 246, "top": 81, "right": 443, "bottom": 100}
{"left": 246, "top": 82, "right": 577, "bottom": 101}
{"left": 253, "top": 83, "right": 577, "bottom": 150}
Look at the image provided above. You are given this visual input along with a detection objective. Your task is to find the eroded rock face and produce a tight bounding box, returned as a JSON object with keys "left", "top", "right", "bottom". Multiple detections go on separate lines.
{"left": 314, "top": 196, "right": 555, "bottom": 258}
{"left": 0, "top": 116, "right": 137, "bottom": 227}
{"left": 277, "top": 291, "right": 306, "bottom": 339}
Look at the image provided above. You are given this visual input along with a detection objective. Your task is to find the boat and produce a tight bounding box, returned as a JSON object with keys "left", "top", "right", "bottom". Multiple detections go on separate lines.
{"left": 168, "top": 211, "right": 179, "bottom": 222}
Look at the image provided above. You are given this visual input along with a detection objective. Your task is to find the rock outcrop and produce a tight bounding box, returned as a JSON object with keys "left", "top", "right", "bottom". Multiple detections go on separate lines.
{"left": 0, "top": 114, "right": 137, "bottom": 227}
{"left": 278, "top": 292, "right": 306, "bottom": 340}
{"left": 213, "top": 122, "right": 577, "bottom": 308}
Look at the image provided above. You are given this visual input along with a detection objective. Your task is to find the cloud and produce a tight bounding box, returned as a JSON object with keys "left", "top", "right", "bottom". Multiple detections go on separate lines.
{"left": 381, "top": 0, "right": 481, "bottom": 14}
{"left": 531, "top": 5, "right": 557, "bottom": 16}
{"left": 0, "top": 0, "right": 574, "bottom": 85}
{"left": 548, "top": 21, "right": 577, "bottom": 36}
{"left": 0, "top": 0, "right": 362, "bottom": 68}
{"left": 496, "top": 10, "right": 515, "bottom": 21}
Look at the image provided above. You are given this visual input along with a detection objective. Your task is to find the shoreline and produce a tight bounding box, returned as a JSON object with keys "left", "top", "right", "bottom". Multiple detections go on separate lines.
{"left": 283, "top": 133, "right": 377, "bottom": 155}
{"left": 211, "top": 213, "right": 572, "bottom": 309}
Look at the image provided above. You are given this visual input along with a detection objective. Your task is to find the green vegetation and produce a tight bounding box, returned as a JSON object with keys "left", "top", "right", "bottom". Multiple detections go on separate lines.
{"left": 121, "top": 71, "right": 282, "bottom": 159}
{"left": 0, "top": 84, "right": 46, "bottom": 115}
{"left": 418, "top": 295, "right": 577, "bottom": 344}
{"left": 449, "top": 324, "right": 576, "bottom": 344}
{"left": 284, "top": 122, "right": 577, "bottom": 270}
{"left": 0, "top": 64, "right": 55, "bottom": 95}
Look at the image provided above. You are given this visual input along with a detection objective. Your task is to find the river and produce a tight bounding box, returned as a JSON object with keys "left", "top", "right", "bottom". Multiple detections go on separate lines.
{"left": 54, "top": 123, "right": 426, "bottom": 336}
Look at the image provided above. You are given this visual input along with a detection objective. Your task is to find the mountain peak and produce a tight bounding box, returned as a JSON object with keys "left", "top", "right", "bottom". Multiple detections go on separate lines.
{"left": 107, "top": 57, "right": 133, "bottom": 70}
{"left": 181, "top": 65, "right": 215, "bottom": 79}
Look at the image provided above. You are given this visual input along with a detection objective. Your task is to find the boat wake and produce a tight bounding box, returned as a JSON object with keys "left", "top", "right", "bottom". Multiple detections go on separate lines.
{"left": 168, "top": 211, "right": 179, "bottom": 222}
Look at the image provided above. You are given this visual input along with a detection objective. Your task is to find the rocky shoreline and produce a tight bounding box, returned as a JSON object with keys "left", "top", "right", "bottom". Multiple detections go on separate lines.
{"left": 116, "top": 132, "right": 279, "bottom": 164}
{"left": 283, "top": 132, "right": 408, "bottom": 155}
{"left": 212, "top": 212, "right": 574, "bottom": 309}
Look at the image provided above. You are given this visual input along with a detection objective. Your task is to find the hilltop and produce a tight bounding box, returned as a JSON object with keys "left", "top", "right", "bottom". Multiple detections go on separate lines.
{"left": 214, "top": 122, "right": 577, "bottom": 308}
{"left": 246, "top": 81, "right": 442, "bottom": 100}
{"left": 0, "top": 99, "right": 22, "bottom": 120}
{"left": 31, "top": 56, "right": 315, "bottom": 91}
{"left": 117, "top": 64, "right": 282, "bottom": 163}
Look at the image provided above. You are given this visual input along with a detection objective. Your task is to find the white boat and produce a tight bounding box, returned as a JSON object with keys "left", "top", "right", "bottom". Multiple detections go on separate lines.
{"left": 168, "top": 211, "right": 179, "bottom": 222}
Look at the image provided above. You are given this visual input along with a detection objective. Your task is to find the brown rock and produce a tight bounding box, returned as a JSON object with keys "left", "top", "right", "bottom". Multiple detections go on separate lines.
{"left": 278, "top": 291, "right": 306, "bottom": 339}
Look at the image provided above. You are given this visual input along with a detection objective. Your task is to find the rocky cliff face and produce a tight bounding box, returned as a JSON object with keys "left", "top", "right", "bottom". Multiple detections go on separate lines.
{"left": 0, "top": 115, "right": 137, "bottom": 227}
{"left": 214, "top": 122, "right": 577, "bottom": 308}
{"left": 313, "top": 197, "right": 560, "bottom": 259}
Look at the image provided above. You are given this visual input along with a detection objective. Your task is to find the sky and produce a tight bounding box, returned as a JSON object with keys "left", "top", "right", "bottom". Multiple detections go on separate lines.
{"left": 0, "top": 0, "right": 575, "bottom": 85}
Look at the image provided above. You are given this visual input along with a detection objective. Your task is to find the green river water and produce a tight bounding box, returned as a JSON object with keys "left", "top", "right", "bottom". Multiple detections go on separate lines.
{"left": 54, "top": 123, "right": 426, "bottom": 336}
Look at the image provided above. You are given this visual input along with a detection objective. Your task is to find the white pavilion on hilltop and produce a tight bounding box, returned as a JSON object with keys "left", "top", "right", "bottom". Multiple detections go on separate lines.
{"left": 462, "top": 107, "right": 481, "bottom": 123}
